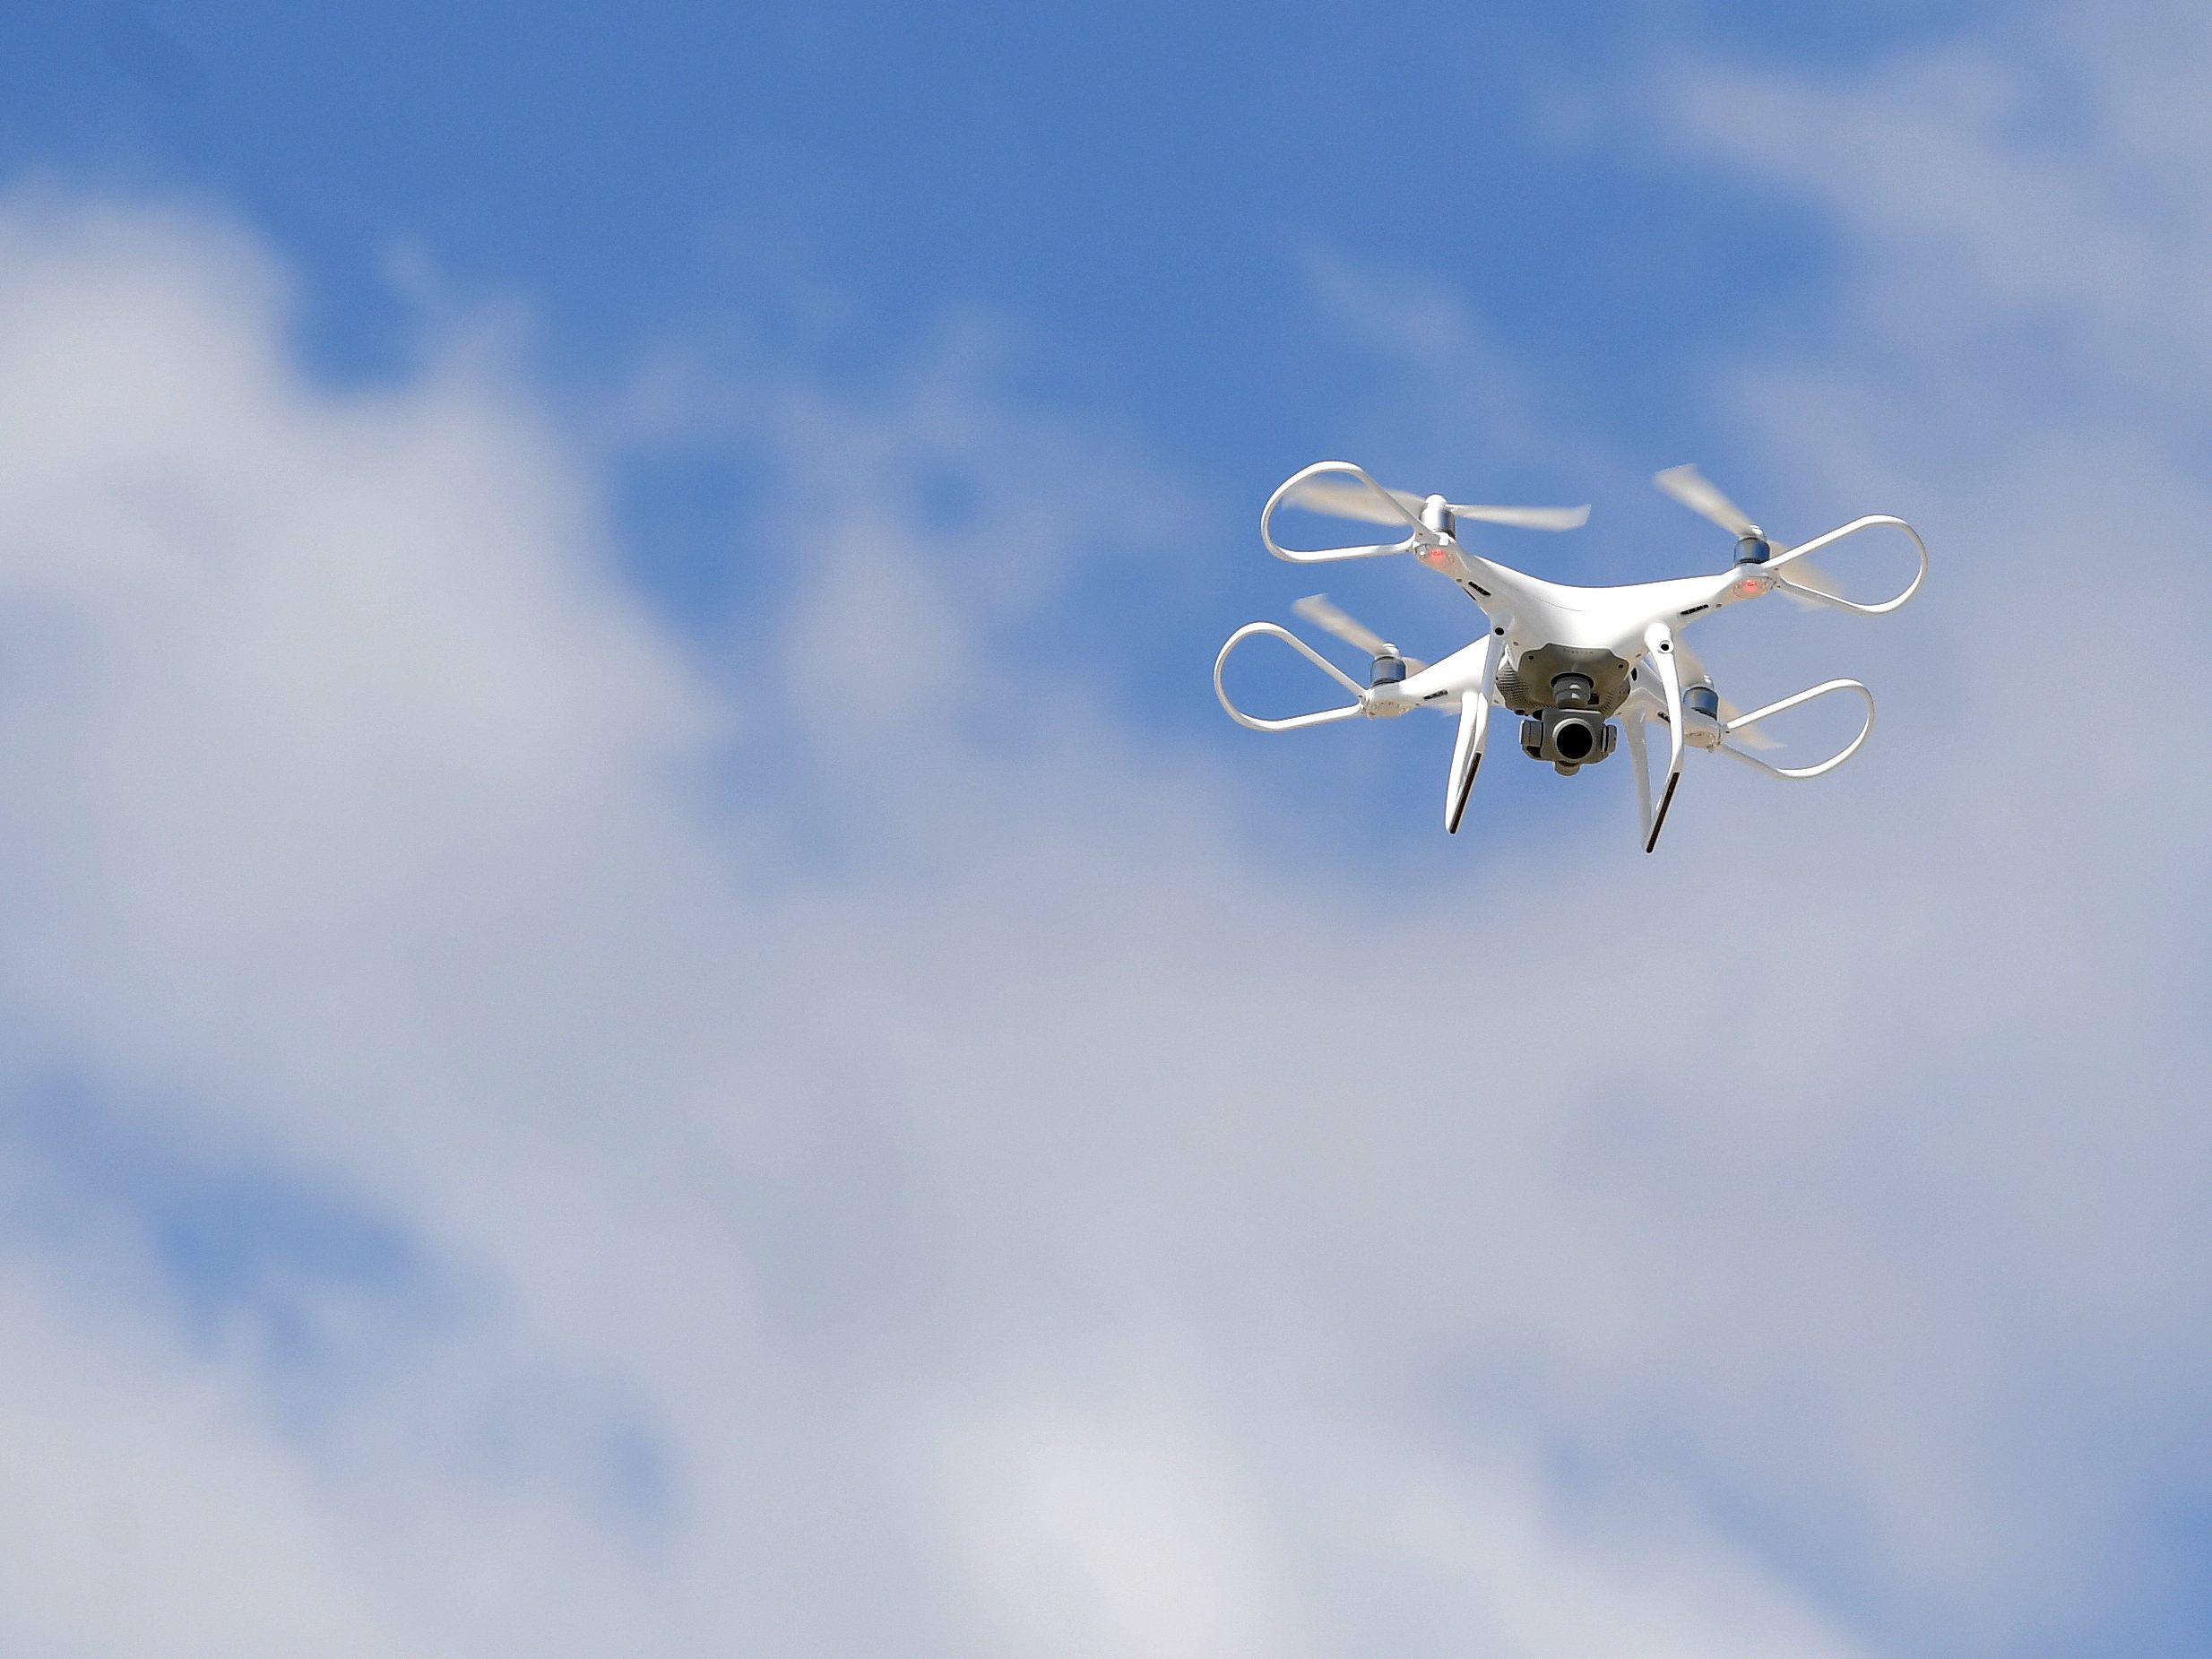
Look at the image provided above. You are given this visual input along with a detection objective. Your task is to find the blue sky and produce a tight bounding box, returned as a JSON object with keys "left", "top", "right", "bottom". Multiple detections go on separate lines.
{"left": 0, "top": 3, "right": 2208, "bottom": 1656}
{"left": 0, "top": 2, "right": 1975, "bottom": 551}
{"left": 3, "top": 3, "right": 1928, "bottom": 374}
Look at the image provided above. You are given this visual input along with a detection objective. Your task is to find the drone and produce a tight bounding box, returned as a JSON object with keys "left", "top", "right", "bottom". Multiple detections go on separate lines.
{"left": 1214, "top": 462, "right": 1927, "bottom": 850}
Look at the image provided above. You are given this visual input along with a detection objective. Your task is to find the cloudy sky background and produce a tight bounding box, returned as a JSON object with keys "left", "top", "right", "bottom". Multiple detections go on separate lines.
{"left": 0, "top": 2, "right": 2207, "bottom": 1655}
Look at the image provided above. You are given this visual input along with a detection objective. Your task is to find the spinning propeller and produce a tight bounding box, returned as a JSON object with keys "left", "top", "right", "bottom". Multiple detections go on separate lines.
{"left": 1261, "top": 462, "right": 1593, "bottom": 571}
{"left": 1292, "top": 594, "right": 1426, "bottom": 678}
{"left": 1282, "top": 472, "right": 1591, "bottom": 533}
{"left": 1670, "top": 635, "right": 1776, "bottom": 751}
{"left": 1653, "top": 464, "right": 1846, "bottom": 606}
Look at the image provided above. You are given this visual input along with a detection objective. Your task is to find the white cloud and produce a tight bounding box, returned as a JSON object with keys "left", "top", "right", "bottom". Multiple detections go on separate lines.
{"left": 0, "top": 1240, "right": 402, "bottom": 1659}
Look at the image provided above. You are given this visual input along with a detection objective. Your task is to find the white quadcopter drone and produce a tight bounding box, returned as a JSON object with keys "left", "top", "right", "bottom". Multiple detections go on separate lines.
{"left": 1214, "top": 462, "right": 1927, "bottom": 850}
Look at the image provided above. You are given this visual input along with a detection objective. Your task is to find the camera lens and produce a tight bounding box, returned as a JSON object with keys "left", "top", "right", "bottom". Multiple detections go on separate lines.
{"left": 1555, "top": 720, "right": 1594, "bottom": 762}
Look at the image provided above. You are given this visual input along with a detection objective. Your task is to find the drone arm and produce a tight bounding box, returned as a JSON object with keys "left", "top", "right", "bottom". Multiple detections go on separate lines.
{"left": 1442, "top": 639, "right": 1496, "bottom": 834}
{"left": 1766, "top": 515, "right": 1929, "bottom": 614}
{"left": 1261, "top": 462, "right": 1426, "bottom": 564}
{"left": 1213, "top": 622, "right": 1369, "bottom": 730}
{"left": 1641, "top": 623, "right": 1687, "bottom": 853}
{"left": 1715, "top": 679, "right": 1876, "bottom": 777}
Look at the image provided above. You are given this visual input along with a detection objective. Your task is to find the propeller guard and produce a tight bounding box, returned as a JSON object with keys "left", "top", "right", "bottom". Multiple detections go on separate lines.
{"left": 1214, "top": 622, "right": 1369, "bottom": 731}
{"left": 1260, "top": 462, "right": 1425, "bottom": 564}
{"left": 1715, "top": 678, "right": 1876, "bottom": 778}
{"left": 1767, "top": 514, "right": 1929, "bottom": 614}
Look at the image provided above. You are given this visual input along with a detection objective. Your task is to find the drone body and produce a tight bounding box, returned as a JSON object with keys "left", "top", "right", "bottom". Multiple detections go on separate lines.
{"left": 1214, "top": 462, "right": 1928, "bottom": 850}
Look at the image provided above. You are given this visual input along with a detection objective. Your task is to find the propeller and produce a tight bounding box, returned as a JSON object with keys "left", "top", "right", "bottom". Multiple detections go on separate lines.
{"left": 1283, "top": 473, "right": 1590, "bottom": 532}
{"left": 1653, "top": 462, "right": 1854, "bottom": 610}
{"left": 1672, "top": 636, "right": 1777, "bottom": 750}
{"left": 1653, "top": 463, "right": 1759, "bottom": 541}
{"left": 1293, "top": 595, "right": 1426, "bottom": 674}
